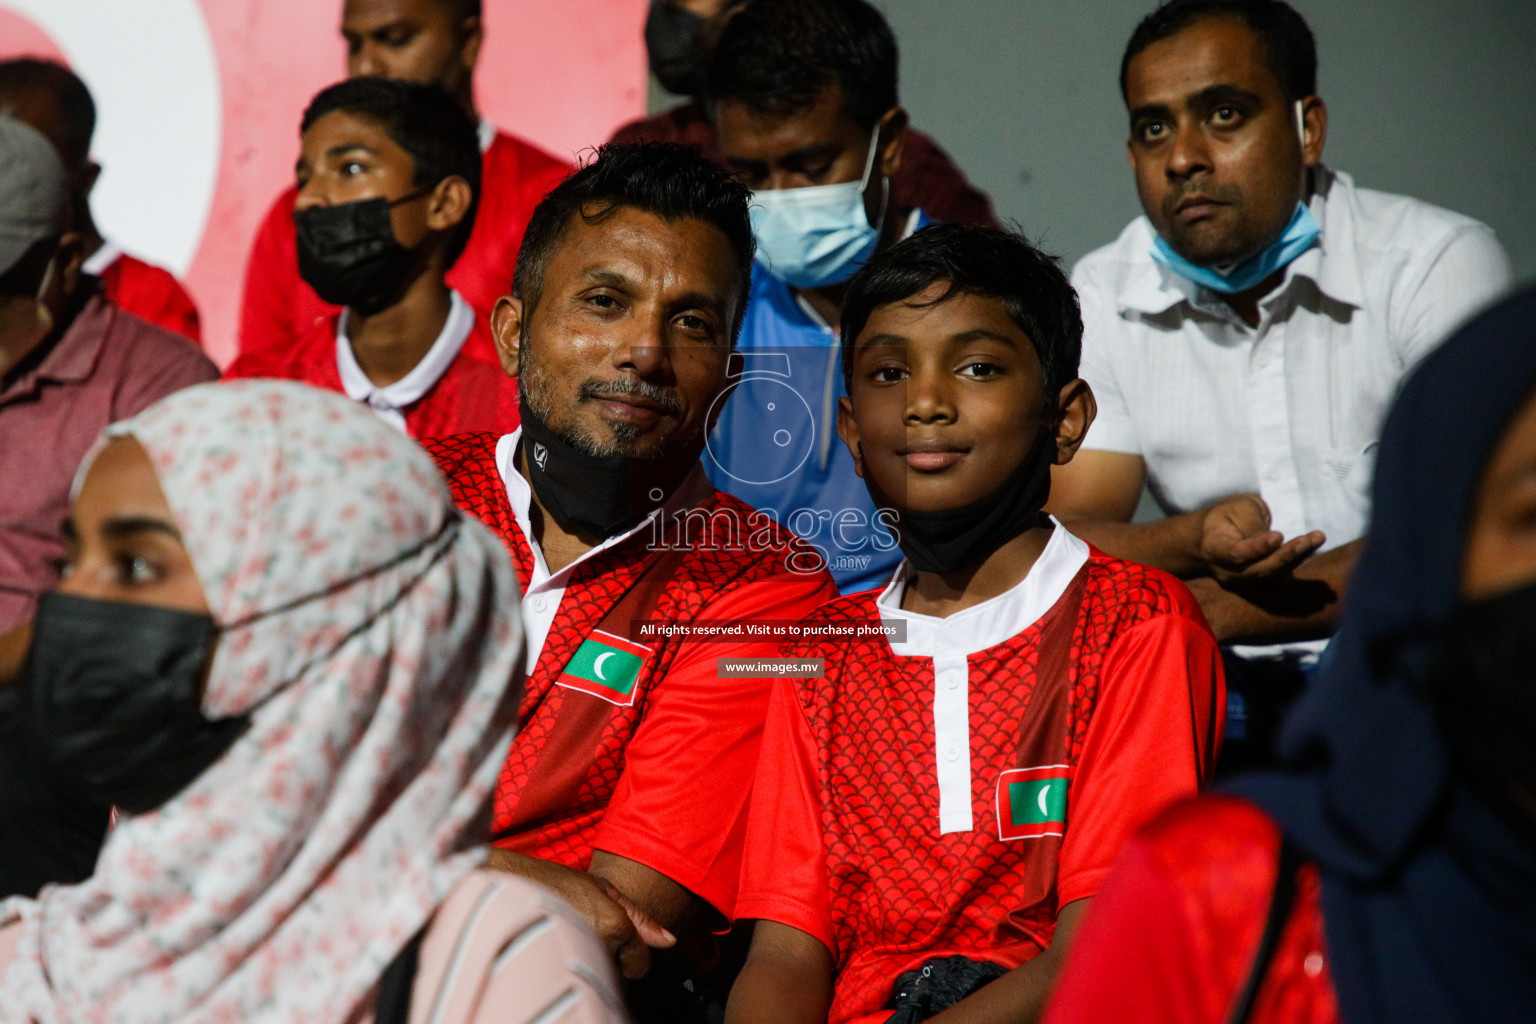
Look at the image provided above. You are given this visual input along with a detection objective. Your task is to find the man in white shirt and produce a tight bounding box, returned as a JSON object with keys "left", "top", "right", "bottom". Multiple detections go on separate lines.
{"left": 1048, "top": 0, "right": 1512, "bottom": 767}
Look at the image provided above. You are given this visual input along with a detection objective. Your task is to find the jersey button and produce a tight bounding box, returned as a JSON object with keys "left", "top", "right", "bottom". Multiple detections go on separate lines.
{"left": 530, "top": 596, "right": 549, "bottom": 613}
{"left": 944, "top": 744, "right": 960, "bottom": 762}
{"left": 941, "top": 670, "right": 960, "bottom": 690}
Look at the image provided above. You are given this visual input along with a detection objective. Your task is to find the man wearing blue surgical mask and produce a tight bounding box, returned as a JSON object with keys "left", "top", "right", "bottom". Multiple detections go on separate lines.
{"left": 1048, "top": 0, "right": 1514, "bottom": 772}
{"left": 704, "top": 0, "right": 923, "bottom": 593}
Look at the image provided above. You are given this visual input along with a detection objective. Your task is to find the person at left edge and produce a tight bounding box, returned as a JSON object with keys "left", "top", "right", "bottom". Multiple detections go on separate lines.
{"left": 703, "top": 0, "right": 933, "bottom": 593}
{"left": 225, "top": 78, "right": 519, "bottom": 439}
{"left": 424, "top": 142, "right": 839, "bottom": 1001}
{"left": 236, "top": 0, "right": 571, "bottom": 359}
{"left": 0, "top": 58, "right": 202, "bottom": 345}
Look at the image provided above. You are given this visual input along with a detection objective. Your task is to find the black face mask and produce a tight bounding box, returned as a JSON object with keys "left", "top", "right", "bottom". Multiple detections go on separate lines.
{"left": 1426, "top": 580, "right": 1536, "bottom": 803}
{"left": 866, "top": 427, "right": 1058, "bottom": 576}
{"left": 294, "top": 189, "right": 430, "bottom": 316}
{"left": 21, "top": 592, "right": 248, "bottom": 816}
{"left": 518, "top": 399, "right": 700, "bottom": 540}
{"left": 644, "top": 0, "right": 710, "bottom": 98}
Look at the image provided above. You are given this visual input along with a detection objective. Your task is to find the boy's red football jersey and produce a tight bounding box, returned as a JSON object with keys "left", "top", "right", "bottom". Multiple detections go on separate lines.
{"left": 425, "top": 432, "right": 839, "bottom": 917}
{"left": 736, "top": 525, "right": 1225, "bottom": 1024}
{"left": 224, "top": 295, "right": 517, "bottom": 439}
{"left": 237, "top": 127, "right": 570, "bottom": 358}
{"left": 88, "top": 247, "right": 202, "bottom": 345}
{"left": 1043, "top": 795, "right": 1338, "bottom": 1024}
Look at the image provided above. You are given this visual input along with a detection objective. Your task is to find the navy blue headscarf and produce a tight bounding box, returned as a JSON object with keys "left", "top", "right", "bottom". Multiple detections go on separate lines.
{"left": 1234, "top": 285, "right": 1536, "bottom": 1024}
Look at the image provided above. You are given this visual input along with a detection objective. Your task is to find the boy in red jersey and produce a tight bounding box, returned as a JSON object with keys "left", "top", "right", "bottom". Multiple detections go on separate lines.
{"left": 226, "top": 78, "right": 517, "bottom": 438}
{"left": 237, "top": 0, "right": 569, "bottom": 358}
{"left": 424, "top": 142, "right": 838, "bottom": 1015}
{"left": 726, "top": 223, "right": 1225, "bottom": 1024}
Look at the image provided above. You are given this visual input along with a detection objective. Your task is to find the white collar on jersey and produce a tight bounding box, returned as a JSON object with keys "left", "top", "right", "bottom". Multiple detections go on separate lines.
{"left": 80, "top": 240, "right": 124, "bottom": 277}
{"left": 477, "top": 118, "right": 495, "bottom": 154}
{"left": 878, "top": 517, "right": 1090, "bottom": 658}
{"left": 336, "top": 289, "right": 474, "bottom": 433}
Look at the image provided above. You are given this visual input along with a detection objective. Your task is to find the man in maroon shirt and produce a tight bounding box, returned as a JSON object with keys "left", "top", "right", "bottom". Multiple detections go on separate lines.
{"left": 237, "top": 0, "right": 570, "bottom": 358}
{"left": 0, "top": 116, "right": 217, "bottom": 643}
{"left": 0, "top": 58, "right": 203, "bottom": 345}
{"left": 614, "top": 0, "right": 998, "bottom": 227}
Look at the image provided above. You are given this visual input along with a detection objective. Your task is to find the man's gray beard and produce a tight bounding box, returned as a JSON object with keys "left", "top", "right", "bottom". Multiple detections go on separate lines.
{"left": 519, "top": 358, "right": 685, "bottom": 459}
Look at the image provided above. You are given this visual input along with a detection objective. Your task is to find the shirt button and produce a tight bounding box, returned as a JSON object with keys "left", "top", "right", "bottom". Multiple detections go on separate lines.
{"left": 941, "top": 670, "right": 960, "bottom": 690}
{"left": 1255, "top": 351, "right": 1271, "bottom": 368}
{"left": 944, "top": 744, "right": 960, "bottom": 762}
{"left": 1303, "top": 952, "right": 1324, "bottom": 978}
{"left": 530, "top": 596, "right": 548, "bottom": 613}
{"left": 1266, "top": 467, "right": 1281, "bottom": 481}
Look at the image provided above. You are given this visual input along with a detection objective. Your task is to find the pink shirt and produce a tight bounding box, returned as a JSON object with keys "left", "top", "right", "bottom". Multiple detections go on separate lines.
{"left": 0, "top": 296, "right": 218, "bottom": 633}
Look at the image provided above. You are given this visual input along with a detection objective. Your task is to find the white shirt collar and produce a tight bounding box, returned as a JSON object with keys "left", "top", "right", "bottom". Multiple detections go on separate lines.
{"left": 477, "top": 119, "right": 495, "bottom": 155}
{"left": 336, "top": 289, "right": 474, "bottom": 432}
{"left": 878, "top": 518, "right": 1090, "bottom": 658}
{"left": 81, "top": 240, "right": 124, "bottom": 278}
{"left": 493, "top": 428, "right": 716, "bottom": 586}
{"left": 1117, "top": 165, "right": 1362, "bottom": 318}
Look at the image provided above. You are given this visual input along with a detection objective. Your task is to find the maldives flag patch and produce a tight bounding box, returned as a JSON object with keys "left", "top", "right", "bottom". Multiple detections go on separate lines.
{"left": 996, "top": 765, "right": 1070, "bottom": 840}
{"left": 556, "top": 630, "right": 652, "bottom": 707}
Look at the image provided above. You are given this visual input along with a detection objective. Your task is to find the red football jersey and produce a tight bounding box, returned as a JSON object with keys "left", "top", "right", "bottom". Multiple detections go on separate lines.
{"left": 1043, "top": 795, "right": 1340, "bottom": 1024}
{"left": 425, "top": 433, "right": 839, "bottom": 917}
{"left": 237, "top": 128, "right": 570, "bottom": 358}
{"left": 223, "top": 305, "right": 517, "bottom": 439}
{"left": 736, "top": 528, "right": 1225, "bottom": 1024}
{"left": 92, "top": 249, "right": 202, "bottom": 345}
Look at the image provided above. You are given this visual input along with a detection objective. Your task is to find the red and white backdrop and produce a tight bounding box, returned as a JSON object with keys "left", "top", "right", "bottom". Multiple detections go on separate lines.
{"left": 0, "top": 0, "right": 649, "bottom": 365}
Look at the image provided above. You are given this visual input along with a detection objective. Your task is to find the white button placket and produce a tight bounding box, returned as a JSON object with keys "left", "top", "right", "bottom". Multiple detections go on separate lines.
{"left": 932, "top": 643, "right": 973, "bottom": 835}
{"left": 1248, "top": 317, "right": 1306, "bottom": 538}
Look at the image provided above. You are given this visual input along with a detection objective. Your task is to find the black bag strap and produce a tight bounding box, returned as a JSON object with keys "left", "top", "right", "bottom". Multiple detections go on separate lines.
{"left": 1224, "top": 835, "right": 1302, "bottom": 1024}
{"left": 374, "top": 928, "right": 426, "bottom": 1024}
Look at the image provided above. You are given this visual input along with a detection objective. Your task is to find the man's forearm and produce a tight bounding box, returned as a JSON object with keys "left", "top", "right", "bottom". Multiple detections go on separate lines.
{"left": 588, "top": 850, "right": 708, "bottom": 937}
{"left": 926, "top": 898, "right": 1091, "bottom": 1024}
{"left": 0, "top": 624, "right": 30, "bottom": 689}
{"left": 1189, "top": 539, "right": 1362, "bottom": 645}
{"left": 725, "top": 924, "right": 833, "bottom": 1024}
{"left": 1054, "top": 512, "right": 1207, "bottom": 578}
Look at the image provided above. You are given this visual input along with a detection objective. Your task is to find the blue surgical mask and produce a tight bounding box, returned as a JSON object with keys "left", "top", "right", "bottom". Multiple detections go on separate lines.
{"left": 1152, "top": 201, "right": 1320, "bottom": 294}
{"left": 749, "top": 125, "right": 888, "bottom": 289}
{"left": 1152, "top": 99, "right": 1320, "bottom": 295}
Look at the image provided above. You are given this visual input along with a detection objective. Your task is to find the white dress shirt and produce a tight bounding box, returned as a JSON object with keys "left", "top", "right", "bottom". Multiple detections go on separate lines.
{"left": 336, "top": 289, "right": 474, "bottom": 432}
{"left": 494, "top": 430, "right": 716, "bottom": 670}
{"left": 1072, "top": 166, "right": 1512, "bottom": 658}
{"left": 877, "top": 520, "right": 1090, "bottom": 834}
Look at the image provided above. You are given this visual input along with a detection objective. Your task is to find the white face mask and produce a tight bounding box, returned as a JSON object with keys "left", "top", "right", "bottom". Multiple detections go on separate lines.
{"left": 748, "top": 123, "right": 889, "bottom": 290}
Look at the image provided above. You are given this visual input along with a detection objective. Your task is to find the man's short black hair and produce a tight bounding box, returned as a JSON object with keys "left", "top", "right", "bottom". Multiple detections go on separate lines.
{"left": 0, "top": 58, "right": 95, "bottom": 170}
{"left": 1121, "top": 0, "right": 1317, "bottom": 103}
{"left": 841, "top": 223, "right": 1083, "bottom": 408}
{"left": 513, "top": 142, "right": 755, "bottom": 341}
{"left": 301, "top": 77, "right": 481, "bottom": 268}
{"left": 435, "top": 0, "right": 481, "bottom": 18}
{"left": 707, "top": 0, "right": 899, "bottom": 131}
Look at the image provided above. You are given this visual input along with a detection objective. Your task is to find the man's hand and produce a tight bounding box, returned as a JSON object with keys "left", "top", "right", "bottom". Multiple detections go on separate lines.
{"left": 0, "top": 625, "right": 30, "bottom": 689}
{"left": 486, "top": 848, "right": 675, "bottom": 979}
{"left": 1200, "top": 495, "right": 1324, "bottom": 588}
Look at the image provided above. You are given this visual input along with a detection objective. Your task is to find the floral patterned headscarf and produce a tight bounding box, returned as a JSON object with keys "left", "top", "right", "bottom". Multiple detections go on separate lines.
{"left": 0, "top": 380, "right": 524, "bottom": 1024}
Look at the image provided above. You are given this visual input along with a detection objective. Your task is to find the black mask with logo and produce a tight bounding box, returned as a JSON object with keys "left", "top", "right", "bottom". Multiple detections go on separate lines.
{"left": 644, "top": 0, "right": 711, "bottom": 98}
{"left": 865, "top": 428, "right": 1059, "bottom": 576}
{"left": 518, "top": 399, "right": 700, "bottom": 540}
{"left": 293, "top": 187, "right": 432, "bottom": 316}
{"left": 20, "top": 592, "right": 247, "bottom": 816}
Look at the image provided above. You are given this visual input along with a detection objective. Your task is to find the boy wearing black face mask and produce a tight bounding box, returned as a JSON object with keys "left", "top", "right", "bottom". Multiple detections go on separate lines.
{"left": 227, "top": 78, "right": 518, "bottom": 439}
{"left": 725, "top": 224, "right": 1225, "bottom": 1024}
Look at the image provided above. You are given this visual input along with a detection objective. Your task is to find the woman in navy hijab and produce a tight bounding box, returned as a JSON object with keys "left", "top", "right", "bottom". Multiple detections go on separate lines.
{"left": 1042, "top": 285, "right": 1536, "bottom": 1024}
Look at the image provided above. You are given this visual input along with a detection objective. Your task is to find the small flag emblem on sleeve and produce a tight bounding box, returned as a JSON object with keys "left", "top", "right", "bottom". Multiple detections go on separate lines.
{"left": 556, "top": 630, "right": 652, "bottom": 706}
{"left": 996, "top": 765, "right": 1070, "bottom": 840}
